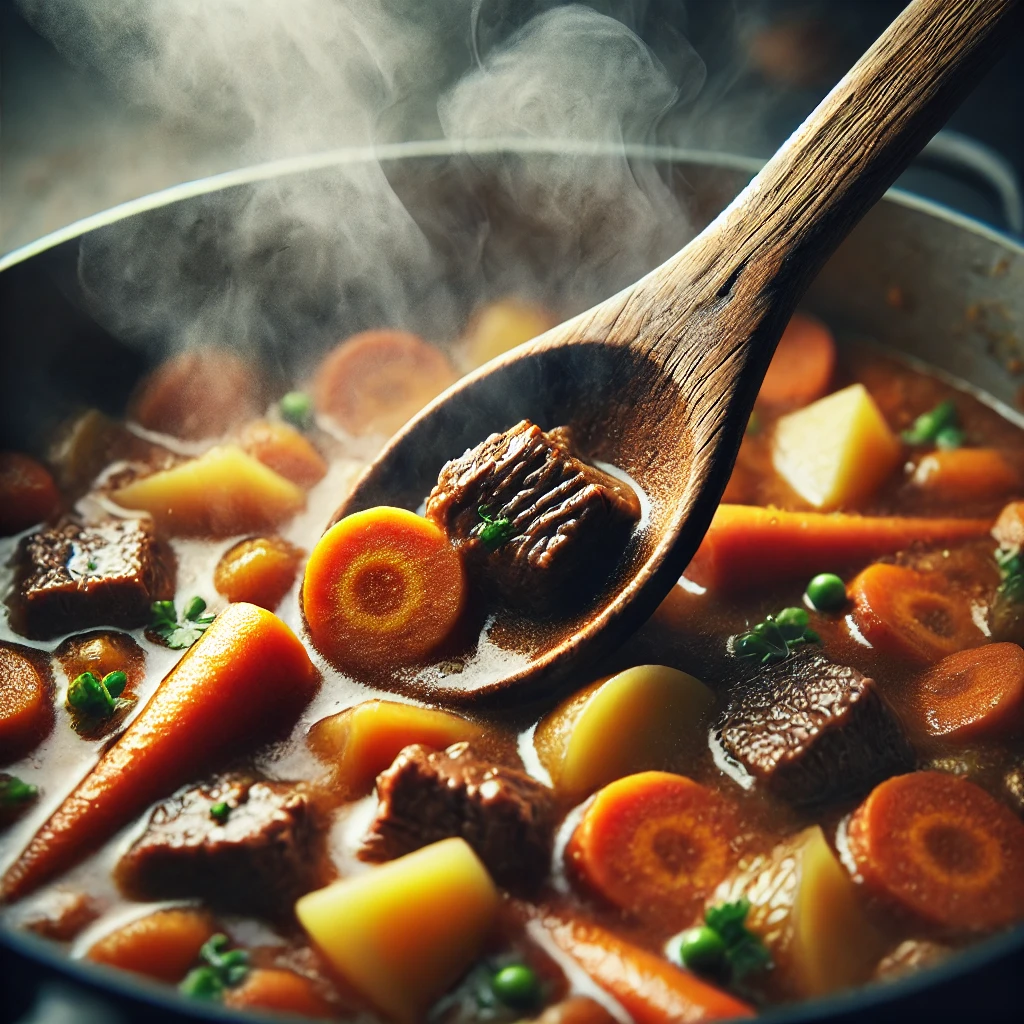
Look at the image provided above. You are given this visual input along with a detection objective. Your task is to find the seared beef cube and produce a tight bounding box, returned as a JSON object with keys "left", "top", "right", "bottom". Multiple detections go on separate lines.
{"left": 116, "top": 775, "right": 325, "bottom": 916}
{"left": 715, "top": 652, "right": 913, "bottom": 806}
{"left": 425, "top": 420, "right": 640, "bottom": 609}
{"left": 360, "top": 742, "right": 555, "bottom": 887}
{"left": 8, "top": 518, "right": 174, "bottom": 639}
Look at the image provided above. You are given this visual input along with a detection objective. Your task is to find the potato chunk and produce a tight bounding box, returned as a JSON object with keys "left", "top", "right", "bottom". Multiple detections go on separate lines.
{"left": 534, "top": 666, "right": 714, "bottom": 800}
{"left": 111, "top": 445, "right": 305, "bottom": 537}
{"left": 307, "top": 699, "right": 481, "bottom": 796}
{"left": 772, "top": 384, "right": 901, "bottom": 510}
{"left": 295, "top": 837, "right": 500, "bottom": 1024}
{"left": 712, "top": 826, "right": 884, "bottom": 999}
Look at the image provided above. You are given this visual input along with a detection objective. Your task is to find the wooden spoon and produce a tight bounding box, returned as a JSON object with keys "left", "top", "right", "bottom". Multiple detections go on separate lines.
{"left": 328, "top": 0, "right": 1021, "bottom": 703}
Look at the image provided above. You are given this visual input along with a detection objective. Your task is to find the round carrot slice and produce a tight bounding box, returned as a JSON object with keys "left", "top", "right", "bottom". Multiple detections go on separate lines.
{"left": 313, "top": 330, "right": 457, "bottom": 437}
{"left": 0, "top": 453, "right": 59, "bottom": 537}
{"left": 0, "top": 643, "right": 53, "bottom": 760}
{"left": 565, "top": 771, "right": 739, "bottom": 927}
{"left": 302, "top": 507, "right": 465, "bottom": 672}
{"left": 849, "top": 562, "right": 984, "bottom": 664}
{"left": 215, "top": 536, "right": 305, "bottom": 610}
{"left": 757, "top": 312, "right": 836, "bottom": 408}
{"left": 847, "top": 771, "right": 1024, "bottom": 933}
{"left": 909, "top": 643, "right": 1024, "bottom": 742}
{"left": 239, "top": 419, "right": 327, "bottom": 488}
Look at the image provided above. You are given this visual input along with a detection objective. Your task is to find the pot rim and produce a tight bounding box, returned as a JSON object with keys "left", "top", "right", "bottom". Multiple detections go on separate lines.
{"left": 2, "top": 136, "right": 1022, "bottom": 1021}
{"left": 2, "top": 138, "right": 1022, "bottom": 275}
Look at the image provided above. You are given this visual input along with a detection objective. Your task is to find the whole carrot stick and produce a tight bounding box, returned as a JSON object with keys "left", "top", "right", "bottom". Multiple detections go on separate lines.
{"left": 0, "top": 603, "right": 319, "bottom": 904}
{"left": 686, "top": 504, "right": 993, "bottom": 593}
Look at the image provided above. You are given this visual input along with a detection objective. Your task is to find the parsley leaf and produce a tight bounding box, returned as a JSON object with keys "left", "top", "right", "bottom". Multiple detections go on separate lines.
{"left": 731, "top": 607, "right": 819, "bottom": 665}
{"left": 705, "top": 899, "right": 772, "bottom": 979}
{"left": 477, "top": 507, "right": 516, "bottom": 551}
{"left": 150, "top": 598, "right": 216, "bottom": 650}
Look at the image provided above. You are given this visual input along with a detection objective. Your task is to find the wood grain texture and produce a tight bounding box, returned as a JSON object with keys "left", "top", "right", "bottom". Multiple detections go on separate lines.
{"left": 330, "top": 0, "right": 1021, "bottom": 703}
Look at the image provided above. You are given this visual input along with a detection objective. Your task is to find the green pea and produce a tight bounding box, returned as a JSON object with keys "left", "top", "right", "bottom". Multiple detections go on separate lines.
{"left": 280, "top": 391, "right": 314, "bottom": 430}
{"left": 67, "top": 671, "right": 114, "bottom": 717}
{"left": 490, "top": 964, "right": 541, "bottom": 1008}
{"left": 209, "top": 801, "right": 231, "bottom": 824}
{"left": 805, "top": 573, "right": 847, "bottom": 612}
{"left": 676, "top": 925, "right": 728, "bottom": 974}
{"left": 179, "top": 966, "right": 224, "bottom": 1000}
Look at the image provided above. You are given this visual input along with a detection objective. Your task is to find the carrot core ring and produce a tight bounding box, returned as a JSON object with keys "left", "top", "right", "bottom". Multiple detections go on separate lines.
{"left": 302, "top": 507, "right": 464, "bottom": 671}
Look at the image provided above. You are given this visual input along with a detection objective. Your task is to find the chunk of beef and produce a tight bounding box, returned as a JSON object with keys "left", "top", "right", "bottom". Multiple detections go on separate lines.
{"left": 8, "top": 518, "right": 174, "bottom": 639}
{"left": 715, "top": 651, "right": 913, "bottom": 806}
{"left": 359, "top": 742, "right": 555, "bottom": 887}
{"left": 116, "top": 775, "right": 325, "bottom": 916}
{"left": 425, "top": 420, "right": 640, "bottom": 609}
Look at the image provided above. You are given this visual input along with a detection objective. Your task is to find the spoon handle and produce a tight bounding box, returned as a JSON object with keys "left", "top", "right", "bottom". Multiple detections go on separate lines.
{"left": 644, "top": 0, "right": 1021, "bottom": 350}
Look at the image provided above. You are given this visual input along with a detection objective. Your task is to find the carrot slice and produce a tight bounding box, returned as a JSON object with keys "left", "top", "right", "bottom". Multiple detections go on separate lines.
{"left": 214, "top": 536, "right": 304, "bottom": 610}
{"left": 541, "top": 911, "right": 755, "bottom": 1023}
{"left": 849, "top": 562, "right": 985, "bottom": 664}
{"left": 239, "top": 419, "right": 328, "bottom": 488}
{"left": 0, "top": 643, "right": 53, "bottom": 762}
{"left": 757, "top": 311, "right": 836, "bottom": 408}
{"left": 565, "top": 772, "right": 739, "bottom": 927}
{"left": 223, "top": 968, "right": 337, "bottom": 1018}
{"left": 129, "top": 348, "right": 266, "bottom": 440}
{"left": 313, "top": 330, "right": 457, "bottom": 437}
{"left": 302, "top": 507, "right": 465, "bottom": 672}
{"left": 908, "top": 643, "right": 1024, "bottom": 742}
{"left": 0, "top": 603, "right": 318, "bottom": 904}
{"left": 686, "top": 504, "right": 993, "bottom": 593}
{"left": 847, "top": 771, "right": 1024, "bottom": 933}
{"left": 86, "top": 908, "right": 218, "bottom": 982}
{"left": 911, "top": 449, "right": 1021, "bottom": 502}
{"left": 0, "top": 453, "right": 59, "bottom": 537}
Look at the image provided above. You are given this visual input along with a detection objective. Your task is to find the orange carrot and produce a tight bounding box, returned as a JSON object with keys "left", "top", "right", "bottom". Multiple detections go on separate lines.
{"left": 239, "top": 419, "right": 328, "bottom": 488}
{"left": 541, "top": 911, "right": 755, "bottom": 1023}
{"left": 565, "top": 772, "right": 739, "bottom": 927}
{"left": 0, "top": 453, "right": 59, "bottom": 537}
{"left": 992, "top": 500, "right": 1024, "bottom": 549}
{"left": 223, "top": 968, "right": 337, "bottom": 1018}
{"left": 214, "top": 536, "right": 304, "bottom": 610}
{"left": 86, "top": 908, "right": 218, "bottom": 982}
{"left": 0, "top": 603, "right": 318, "bottom": 904}
{"left": 911, "top": 448, "right": 1021, "bottom": 502}
{"left": 908, "top": 643, "right": 1024, "bottom": 742}
{"left": 757, "top": 312, "right": 836, "bottom": 408}
{"left": 302, "top": 507, "right": 465, "bottom": 672}
{"left": 129, "top": 348, "right": 266, "bottom": 441}
{"left": 313, "top": 330, "right": 457, "bottom": 437}
{"left": 847, "top": 771, "right": 1024, "bottom": 933}
{"left": 0, "top": 643, "right": 53, "bottom": 761}
{"left": 686, "top": 504, "right": 993, "bottom": 593}
{"left": 848, "top": 562, "right": 985, "bottom": 664}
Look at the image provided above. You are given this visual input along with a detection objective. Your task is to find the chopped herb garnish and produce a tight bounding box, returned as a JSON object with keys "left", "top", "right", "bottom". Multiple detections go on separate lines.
{"left": 67, "top": 671, "right": 116, "bottom": 717}
{"left": 86, "top": 560, "right": 98, "bottom": 572}
{"left": 102, "top": 670, "right": 128, "bottom": 698}
{"left": 671, "top": 898, "right": 772, "bottom": 982}
{"left": 150, "top": 598, "right": 216, "bottom": 649}
{"left": 209, "top": 801, "right": 231, "bottom": 824}
{"left": 0, "top": 774, "right": 39, "bottom": 810}
{"left": 901, "top": 399, "right": 961, "bottom": 446}
{"left": 477, "top": 507, "right": 516, "bottom": 551}
{"left": 995, "top": 544, "right": 1024, "bottom": 604}
{"left": 731, "top": 607, "right": 819, "bottom": 665}
{"left": 179, "top": 933, "right": 249, "bottom": 1001}
{"left": 279, "top": 390, "right": 314, "bottom": 430}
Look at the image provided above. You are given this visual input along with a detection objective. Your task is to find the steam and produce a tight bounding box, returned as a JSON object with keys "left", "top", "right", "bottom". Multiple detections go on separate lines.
{"left": 16, "top": 0, "right": 708, "bottom": 376}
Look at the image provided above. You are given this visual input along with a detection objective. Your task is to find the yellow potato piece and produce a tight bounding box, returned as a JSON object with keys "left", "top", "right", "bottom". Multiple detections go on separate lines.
{"left": 534, "top": 665, "right": 714, "bottom": 801}
{"left": 295, "top": 837, "right": 500, "bottom": 1024}
{"left": 712, "top": 825, "right": 884, "bottom": 999}
{"left": 772, "top": 383, "right": 901, "bottom": 510}
{"left": 111, "top": 445, "right": 305, "bottom": 537}
{"left": 459, "top": 299, "right": 557, "bottom": 370}
{"left": 307, "top": 699, "right": 482, "bottom": 796}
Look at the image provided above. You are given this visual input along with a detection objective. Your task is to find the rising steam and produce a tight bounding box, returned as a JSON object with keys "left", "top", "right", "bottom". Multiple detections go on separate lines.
{"left": 16, "top": 0, "right": 707, "bottom": 376}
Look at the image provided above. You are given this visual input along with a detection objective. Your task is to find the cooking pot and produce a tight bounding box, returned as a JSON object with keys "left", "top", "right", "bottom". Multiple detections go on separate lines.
{"left": 1, "top": 141, "right": 1022, "bottom": 1022}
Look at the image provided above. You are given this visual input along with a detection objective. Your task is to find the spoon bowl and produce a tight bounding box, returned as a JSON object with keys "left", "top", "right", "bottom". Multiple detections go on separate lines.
{"left": 329, "top": 0, "right": 1021, "bottom": 703}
